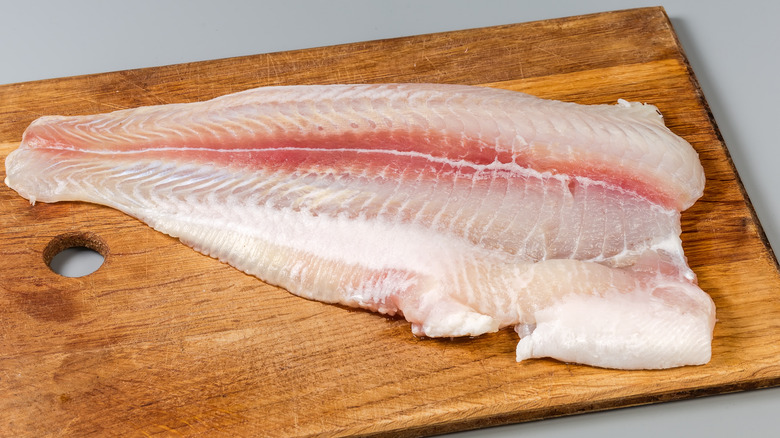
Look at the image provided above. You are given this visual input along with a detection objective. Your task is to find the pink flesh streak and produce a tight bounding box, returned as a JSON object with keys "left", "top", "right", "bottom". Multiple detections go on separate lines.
{"left": 23, "top": 126, "right": 676, "bottom": 209}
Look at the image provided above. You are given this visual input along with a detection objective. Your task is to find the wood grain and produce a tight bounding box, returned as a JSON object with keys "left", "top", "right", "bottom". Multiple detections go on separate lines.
{"left": 1, "top": 7, "right": 779, "bottom": 437}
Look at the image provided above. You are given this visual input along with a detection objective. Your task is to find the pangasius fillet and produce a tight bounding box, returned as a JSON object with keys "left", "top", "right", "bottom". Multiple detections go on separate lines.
{"left": 4, "top": 83, "right": 714, "bottom": 369}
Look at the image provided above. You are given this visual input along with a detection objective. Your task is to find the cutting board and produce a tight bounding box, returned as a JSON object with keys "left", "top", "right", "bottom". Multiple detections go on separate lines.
{"left": 2, "top": 7, "right": 779, "bottom": 437}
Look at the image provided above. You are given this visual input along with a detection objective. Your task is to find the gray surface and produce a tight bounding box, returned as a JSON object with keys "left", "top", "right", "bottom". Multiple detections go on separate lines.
{"left": 3, "top": 0, "right": 779, "bottom": 436}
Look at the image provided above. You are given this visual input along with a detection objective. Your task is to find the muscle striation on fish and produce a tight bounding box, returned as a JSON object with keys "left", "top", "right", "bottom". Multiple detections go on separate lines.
{"left": 4, "top": 83, "right": 714, "bottom": 369}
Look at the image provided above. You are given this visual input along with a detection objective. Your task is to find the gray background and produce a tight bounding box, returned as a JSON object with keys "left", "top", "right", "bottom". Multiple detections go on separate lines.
{"left": 2, "top": 0, "right": 778, "bottom": 436}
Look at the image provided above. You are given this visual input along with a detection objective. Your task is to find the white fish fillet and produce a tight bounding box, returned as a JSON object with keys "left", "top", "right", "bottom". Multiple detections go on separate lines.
{"left": 4, "top": 83, "right": 714, "bottom": 369}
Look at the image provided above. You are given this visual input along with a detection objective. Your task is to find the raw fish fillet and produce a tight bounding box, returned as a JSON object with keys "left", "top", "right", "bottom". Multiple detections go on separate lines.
{"left": 4, "top": 83, "right": 714, "bottom": 369}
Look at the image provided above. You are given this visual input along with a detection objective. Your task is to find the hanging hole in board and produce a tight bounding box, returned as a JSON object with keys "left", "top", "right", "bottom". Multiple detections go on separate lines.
{"left": 43, "top": 231, "right": 109, "bottom": 277}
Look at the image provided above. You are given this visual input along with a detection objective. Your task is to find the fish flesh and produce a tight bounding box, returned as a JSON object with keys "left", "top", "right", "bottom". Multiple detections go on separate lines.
{"left": 4, "top": 83, "right": 714, "bottom": 369}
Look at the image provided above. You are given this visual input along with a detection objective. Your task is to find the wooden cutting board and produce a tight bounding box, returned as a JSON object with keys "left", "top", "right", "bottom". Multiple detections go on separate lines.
{"left": 1, "top": 7, "right": 779, "bottom": 437}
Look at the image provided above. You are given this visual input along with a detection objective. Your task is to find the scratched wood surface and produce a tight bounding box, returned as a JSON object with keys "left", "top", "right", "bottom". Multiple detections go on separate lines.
{"left": 1, "top": 7, "right": 779, "bottom": 437}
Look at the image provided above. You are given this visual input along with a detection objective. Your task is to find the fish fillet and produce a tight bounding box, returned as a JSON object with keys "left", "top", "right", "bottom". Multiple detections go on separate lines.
{"left": 4, "top": 83, "right": 714, "bottom": 369}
